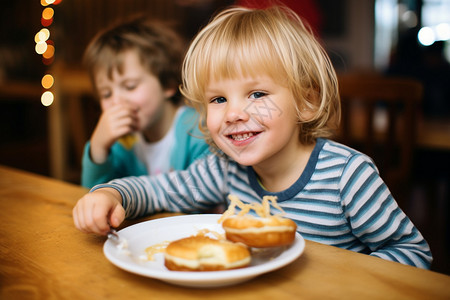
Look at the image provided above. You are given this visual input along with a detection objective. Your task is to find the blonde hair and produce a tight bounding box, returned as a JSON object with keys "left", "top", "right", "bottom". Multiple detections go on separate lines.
{"left": 181, "top": 5, "right": 340, "bottom": 150}
{"left": 84, "top": 15, "right": 185, "bottom": 104}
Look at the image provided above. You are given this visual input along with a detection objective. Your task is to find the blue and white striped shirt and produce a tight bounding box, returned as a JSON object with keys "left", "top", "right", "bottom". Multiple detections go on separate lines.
{"left": 97, "top": 138, "right": 432, "bottom": 269}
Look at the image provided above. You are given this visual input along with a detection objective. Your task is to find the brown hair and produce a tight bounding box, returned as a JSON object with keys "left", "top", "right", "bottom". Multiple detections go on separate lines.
{"left": 83, "top": 15, "right": 186, "bottom": 104}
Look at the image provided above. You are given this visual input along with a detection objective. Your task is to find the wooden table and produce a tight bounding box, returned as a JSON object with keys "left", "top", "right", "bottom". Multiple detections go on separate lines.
{"left": 0, "top": 165, "right": 449, "bottom": 299}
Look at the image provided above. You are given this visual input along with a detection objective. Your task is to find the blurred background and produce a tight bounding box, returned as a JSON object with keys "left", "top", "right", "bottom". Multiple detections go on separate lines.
{"left": 0, "top": 0, "right": 449, "bottom": 274}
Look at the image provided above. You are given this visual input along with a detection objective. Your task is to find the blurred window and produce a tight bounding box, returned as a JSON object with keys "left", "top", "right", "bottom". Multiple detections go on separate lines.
{"left": 374, "top": 0, "right": 450, "bottom": 69}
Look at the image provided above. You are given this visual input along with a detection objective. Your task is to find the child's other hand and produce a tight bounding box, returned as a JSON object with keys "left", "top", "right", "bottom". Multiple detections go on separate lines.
{"left": 90, "top": 102, "right": 139, "bottom": 164}
{"left": 72, "top": 187, "right": 125, "bottom": 235}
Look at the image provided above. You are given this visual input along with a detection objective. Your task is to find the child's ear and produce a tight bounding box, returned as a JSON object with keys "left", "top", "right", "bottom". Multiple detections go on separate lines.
{"left": 164, "top": 87, "right": 176, "bottom": 99}
{"left": 299, "top": 89, "right": 319, "bottom": 121}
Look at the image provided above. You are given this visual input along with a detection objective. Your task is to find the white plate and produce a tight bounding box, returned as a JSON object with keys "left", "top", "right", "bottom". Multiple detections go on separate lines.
{"left": 103, "top": 214, "right": 305, "bottom": 288}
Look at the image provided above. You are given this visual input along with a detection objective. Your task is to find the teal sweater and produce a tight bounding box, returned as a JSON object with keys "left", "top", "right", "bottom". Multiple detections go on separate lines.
{"left": 81, "top": 107, "right": 210, "bottom": 188}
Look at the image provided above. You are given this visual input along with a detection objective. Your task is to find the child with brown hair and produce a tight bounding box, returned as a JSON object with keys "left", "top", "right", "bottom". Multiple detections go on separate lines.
{"left": 81, "top": 16, "right": 210, "bottom": 188}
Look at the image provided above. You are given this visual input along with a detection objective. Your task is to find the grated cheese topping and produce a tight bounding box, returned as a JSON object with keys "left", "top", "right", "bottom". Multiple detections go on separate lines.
{"left": 218, "top": 195, "right": 285, "bottom": 223}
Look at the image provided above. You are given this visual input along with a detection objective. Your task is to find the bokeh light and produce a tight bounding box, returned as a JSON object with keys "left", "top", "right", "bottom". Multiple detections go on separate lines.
{"left": 42, "top": 56, "right": 54, "bottom": 66}
{"left": 42, "top": 7, "right": 54, "bottom": 20}
{"left": 41, "top": 16, "right": 53, "bottom": 27}
{"left": 35, "top": 42, "right": 48, "bottom": 55}
{"left": 42, "top": 0, "right": 55, "bottom": 5}
{"left": 418, "top": 27, "right": 435, "bottom": 46}
{"left": 436, "top": 23, "right": 450, "bottom": 41}
{"left": 41, "top": 91, "right": 54, "bottom": 106}
{"left": 35, "top": 28, "right": 50, "bottom": 43}
{"left": 42, "top": 74, "right": 54, "bottom": 89}
{"left": 43, "top": 43, "right": 55, "bottom": 59}
{"left": 38, "top": 0, "right": 62, "bottom": 106}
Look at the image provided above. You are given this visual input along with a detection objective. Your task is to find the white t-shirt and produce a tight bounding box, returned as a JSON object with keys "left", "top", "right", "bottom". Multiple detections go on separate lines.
{"left": 135, "top": 107, "right": 185, "bottom": 175}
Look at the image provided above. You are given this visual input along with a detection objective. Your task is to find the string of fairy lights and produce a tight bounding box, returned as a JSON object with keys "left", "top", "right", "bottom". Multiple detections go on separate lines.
{"left": 35, "top": 0, "right": 62, "bottom": 106}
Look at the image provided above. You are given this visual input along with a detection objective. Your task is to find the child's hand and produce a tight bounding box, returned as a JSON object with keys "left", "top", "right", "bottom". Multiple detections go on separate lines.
{"left": 72, "top": 187, "right": 125, "bottom": 235}
{"left": 90, "top": 102, "right": 139, "bottom": 164}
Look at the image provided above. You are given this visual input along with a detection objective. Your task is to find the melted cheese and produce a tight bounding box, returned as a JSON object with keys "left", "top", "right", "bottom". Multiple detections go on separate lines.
{"left": 144, "top": 229, "right": 224, "bottom": 261}
{"left": 145, "top": 241, "right": 171, "bottom": 261}
{"left": 164, "top": 253, "right": 251, "bottom": 269}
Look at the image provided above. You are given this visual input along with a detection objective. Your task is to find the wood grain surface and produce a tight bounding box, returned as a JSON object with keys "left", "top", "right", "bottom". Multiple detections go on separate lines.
{"left": 0, "top": 165, "right": 449, "bottom": 299}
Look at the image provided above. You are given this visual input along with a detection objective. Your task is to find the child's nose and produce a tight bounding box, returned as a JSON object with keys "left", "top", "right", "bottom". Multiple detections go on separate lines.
{"left": 225, "top": 99, "right": 250, "bottom": 123}
{"left": 111, "top": 92, "right": 127, "bottom": 104}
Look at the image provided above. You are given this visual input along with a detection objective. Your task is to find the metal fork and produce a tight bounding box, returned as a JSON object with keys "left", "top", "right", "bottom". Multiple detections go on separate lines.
{"left": 107, "top": 229, "right": 147, "bottom": 262}
{"left": 107, "top": 229, "right": 129, "bottom": 251}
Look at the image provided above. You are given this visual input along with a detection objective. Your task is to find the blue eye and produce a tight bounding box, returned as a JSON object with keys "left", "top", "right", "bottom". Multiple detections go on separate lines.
{"left": 210, "top": 96, "right": 227, "bottom": 104}
{"left": 250, "top": 91, "right": 267, "bottom": 99}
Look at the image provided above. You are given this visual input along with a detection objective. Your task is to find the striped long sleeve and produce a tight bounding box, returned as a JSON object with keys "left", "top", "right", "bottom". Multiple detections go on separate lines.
{"left": 93, "top": 139, "right": 432, "bottom": 269}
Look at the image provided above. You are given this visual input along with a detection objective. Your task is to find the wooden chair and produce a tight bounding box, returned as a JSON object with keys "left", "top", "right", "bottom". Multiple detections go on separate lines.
{"left": 335, "top": 73, "right": 423, "bottom": 205}
{"left": 50, "top": 62, "right": 95, "bottom": 182}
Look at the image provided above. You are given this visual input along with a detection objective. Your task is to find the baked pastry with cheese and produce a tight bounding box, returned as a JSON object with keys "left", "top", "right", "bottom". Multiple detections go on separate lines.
{"left": 222, "top": 215, "right": 296, "bottom": 248}
{"left": 164, "top": 236, "right": 251, "bottom": 271}
{"left": 219, "top": 195, "right": 297, "bottom": 248}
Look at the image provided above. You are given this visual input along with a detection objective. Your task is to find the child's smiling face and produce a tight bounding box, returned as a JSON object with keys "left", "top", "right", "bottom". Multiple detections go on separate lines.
{"left": 205, "top": 74, "right": 302, "bottom": 167}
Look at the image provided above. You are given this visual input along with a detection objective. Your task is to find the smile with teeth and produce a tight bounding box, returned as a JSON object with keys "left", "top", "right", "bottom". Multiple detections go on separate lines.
{"left": 229, "top": 132, "right": 258, "bottom": 141}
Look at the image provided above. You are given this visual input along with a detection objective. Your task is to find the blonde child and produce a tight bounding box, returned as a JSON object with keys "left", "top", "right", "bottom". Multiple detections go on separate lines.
{"left": 73, "top": 6, "right": 432, "bottom": 269}
{"left": 81, "top": 16, "right": 210, "bottom": 188}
